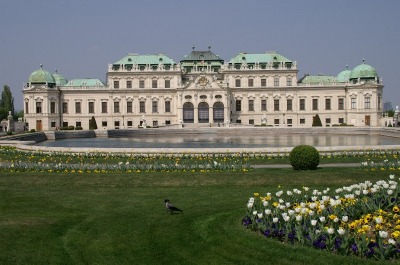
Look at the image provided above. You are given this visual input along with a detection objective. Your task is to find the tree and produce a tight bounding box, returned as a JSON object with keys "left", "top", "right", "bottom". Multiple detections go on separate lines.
{"left": 0, "top": 85, "right": 14, "bottom": 120}
{"left": 312, "top": 114, "right": 322, "bottom": 126}
{"left": 89, "top": 116, "right": 98, "bottom": 130}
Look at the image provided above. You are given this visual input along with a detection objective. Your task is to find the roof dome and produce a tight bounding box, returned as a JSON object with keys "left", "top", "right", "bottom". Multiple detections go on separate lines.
{"left": 336, "top": 65, "right": 351, "bottom": 82}
{"left": 28, "top": 65, "right": 56, "bottom": 84}
{"left": 349, "top": 60, "right": 378, "bottom": 80}
{"left": 52, "top": 70, "right": 68, "bottom": 86}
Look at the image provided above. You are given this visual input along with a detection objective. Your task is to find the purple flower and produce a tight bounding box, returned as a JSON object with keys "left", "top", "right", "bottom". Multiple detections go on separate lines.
{"left": 351, "top": 243, "right": 358, "bottom": 253}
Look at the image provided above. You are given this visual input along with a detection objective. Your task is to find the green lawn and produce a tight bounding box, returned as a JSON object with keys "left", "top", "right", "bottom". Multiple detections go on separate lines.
{"left": 0, "top": 168, "right": 397, "bottom": 265}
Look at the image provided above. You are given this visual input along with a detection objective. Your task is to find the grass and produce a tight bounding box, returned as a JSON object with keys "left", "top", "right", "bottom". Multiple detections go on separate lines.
{"left": 0, "top": 167, "right": 397, "bottom": 264}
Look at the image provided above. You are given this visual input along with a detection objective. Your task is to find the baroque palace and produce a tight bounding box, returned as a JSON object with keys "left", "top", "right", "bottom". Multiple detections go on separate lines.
{"left": 23, "top": 48, "right": 383, "bottom": 131}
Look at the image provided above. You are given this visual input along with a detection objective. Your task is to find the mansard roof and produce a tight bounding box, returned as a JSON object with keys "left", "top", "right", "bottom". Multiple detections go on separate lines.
{"left": 298, "top": 75, "right": 337, "bottom": 84}
{"left": 113, "top": 54, "right": 175, "bottom": 65}
{"left": 229, "top": 51, "right": 292, "bottom": 64}
{"left": 65, "top": 78, "right": 105, "bottom": 87}
{"left": 181, "top": 50, "right": 224, "bottom": 62}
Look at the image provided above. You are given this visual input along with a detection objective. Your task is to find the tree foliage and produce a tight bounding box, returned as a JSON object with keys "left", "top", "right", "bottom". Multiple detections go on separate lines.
{"left": 0, "top": 85, "right": 14, "bottom": 120}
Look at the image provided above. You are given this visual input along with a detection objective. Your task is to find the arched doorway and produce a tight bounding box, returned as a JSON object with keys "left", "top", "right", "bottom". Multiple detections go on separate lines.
{"left": 213, "top": 102, "right": 224, "bottom": 123}
{"left": 183, "top": 102, "right": 194, "bottom": 123}
{"left": 198, "top": 102, "right": 209, "bottom": 123}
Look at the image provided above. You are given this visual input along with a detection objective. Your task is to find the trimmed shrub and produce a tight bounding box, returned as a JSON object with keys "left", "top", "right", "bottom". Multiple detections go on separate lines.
{"left": 30, "top": 129, "right": 36, "bottom": 133}
{"left": 289, "top": 145, "right": 320, "bottom": 170}
{"left": 89, "top": 116, "right": 98, "bottom": 130}
{"left": 312, "top": 114, "right": 322, "bottom": 126}
{"left": 75, "top": 126, "right": 83, "bottom": 130}
{"left": 6, "top": 131, "right": 12, "bottom": 135}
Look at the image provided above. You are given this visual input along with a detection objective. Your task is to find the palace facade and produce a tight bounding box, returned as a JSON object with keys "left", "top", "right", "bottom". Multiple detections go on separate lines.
{"left": 23, "top": 48, "right": 383, "bottom": 131}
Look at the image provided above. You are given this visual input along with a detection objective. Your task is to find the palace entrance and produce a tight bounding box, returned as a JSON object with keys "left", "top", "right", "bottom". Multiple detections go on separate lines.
{"left": 183, "top": 102, "right": 194, "bottom": 123}
{"left": 213, "top": 102, "right": 224, "bottom": 123}
{"left": 198, "top": 102, "right": 209, "bottom": 123}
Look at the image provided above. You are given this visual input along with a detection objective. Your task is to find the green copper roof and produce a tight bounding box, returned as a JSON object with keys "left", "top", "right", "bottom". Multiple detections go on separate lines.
{"left": 113, "top": 54, "right": 175, "bottom": 65}
{"left": 52, "top": 70, "right": 68, "bottom": 86}
{"left": 181, "top": 50, "right": 223, "bottom": 62}
{"left": 28, "top": 65, "right": 56, "bottom": 84}
{"left": 298, "top": 75, "right": 337, "bottom": 84}
{"left": 349, "top": 61, "right": 378, "bottom": 79}
{"left": 229, "top": 51, "right": 292, "bottom": 64}
{"left": 65, "top": 79, "right": 105, "bottom": 87}
{"left": 336, "top": 66, "right": 351, "bottom": 82}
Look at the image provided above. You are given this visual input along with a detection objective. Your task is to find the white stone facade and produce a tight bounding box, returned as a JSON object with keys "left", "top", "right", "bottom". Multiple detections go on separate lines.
{"left": 23, "top": 50, "right": 384, "bottom": 131}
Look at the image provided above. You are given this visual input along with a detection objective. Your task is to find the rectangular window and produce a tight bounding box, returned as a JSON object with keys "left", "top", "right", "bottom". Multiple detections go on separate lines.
{"left": 88, "top": 102, "right": 95, "bottom": 114}
{"left": 139, "top": 80, "right": 145, "bottom": 88}
{"left": 286, "top": 77, "right": 292, "bottom": 86}
{"left": 249, "top": 119, "right": 254, "bottom": 125}
{"left": 274, "top": 77, "right": 279, "bottom": 87}
{"left": 339, "top": 118, "right": 344, "bottom": 124}
{"left": 127, "top": 121, "right": 133, "bottom": 127}
{"left": 102, "top": 121, "right": 107, "bottom": 127}
{"left": 274, "top": 99, "right": 279, "bottom": 111}
{"left": 114, "top": 101, "right": 120, "bottom": 113}
{"left": 300, "top": 118, "right": 305, "bottom": 124}
{"left": 153, "top": 120, "right": 158, "bottom": 127}
{"left": 76, "top": 121, "right": 81, "bottom": 128}
{"left": 261, "top": 78, "right": 266, "bottom": 87}
{"left": 312, "top": 98, "right": 318, "bottom": 110}
{"left": 299, "top": 99, "right": 305, "bottom": 111}
{"left": 236, "top": 100, "right": 241, "bottom": 111}
{"left": 50, "top": 102, "right": 56, "bottom": 114}
{"left": 236, "top": 119, "right": 241, "bottom": 124}
{"left": 165, "top": 101, "right": 171, "bottom": 113}
{"left": 75, "top": 102, "right": 81, "bottom": 114}
{"left": 325, "top": 98, "right": 331, "bottom": 110}
{"left": 152, "top": 101, "right": 158, "bottom": 113}
{"left": 36, "top": 102, "right": 42, "bottom": 113}
{"left": 261, "top": 99, "right": 267, "bottom": 111}
{"left": 62, "top": 102, "right": 68, "bottom": 113}
{"left": 152, "top": 80, "right": 157, "bottom": 88}
{"left": 274, "top": 119, "right": 279, "bottom": 125}
{"left": 326, "top": 118, "right": 331, "bottom": 124}
{"left": 51, "top": 121, "right": 56, "bottom": 128}
{"left": 140, "top": 101, "right": 145, "bottom": 113}
{"left": 351, "top": 98, "right": 356, "bottom": 109}
{"left": 101, "top": 102, "right": 107, "bottom": 113}
{"left": 25, "top": 102, "right": 29, "bottom": 114}
{"left": 165, "top": 80, "right": 170, "bottom": 88}
{"left": 114, "top": 80, "right": 119, "bottom": 89}
{"left": 235, "top": 79, "right": 241, "bottom": 87}
{"left": 127, "top": 101, "right": 133, "bottom": 113}
{"left": 248, "top": 100, "right": 254, "bottom": 111}
{"left": 287, "top": 99, "right": 292, "bottom": 111}
{"left": 338, "top": 98, "right": 344, "bottom": 110}
{"left": 248, "top": 79, "right": 254, "bottom": 87}
{"left": 287, "top": 119, "right": 292, "bottom": 125}
{"left": 365, "top": 97, "right": 371, "bottom": 109}
{"left": 62, "top": 122, "right": 68, "bottom": 127}
{"left": 114, "top": 121, "right": 120, "bottom": 128}
{"left": 165, "top": 120, "right": 171, "bottom": 125}
{"left": 126, "top": 80, "right": 132, "bottom": 88}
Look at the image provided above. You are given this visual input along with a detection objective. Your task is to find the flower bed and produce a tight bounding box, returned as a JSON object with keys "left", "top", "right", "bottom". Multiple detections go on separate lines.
{"left": 243, "top": 175, "right": 400, "bottom": 260}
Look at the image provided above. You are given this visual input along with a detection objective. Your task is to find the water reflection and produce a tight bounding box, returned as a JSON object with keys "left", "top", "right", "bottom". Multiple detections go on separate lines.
{"left": 37, "top": 133, "right": 400, "bottom": 149}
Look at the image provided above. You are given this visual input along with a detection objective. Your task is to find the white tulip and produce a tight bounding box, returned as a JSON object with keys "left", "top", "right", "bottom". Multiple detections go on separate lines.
{"left": 265, "top": 209, "right": 272, "bottom": 215}
{"left": 252, "top": 211, "right": 257, "bottom": 216}
{"left": 337, "top": 228, "right": 346, "bottom": 235}
{"left": 342, "top": 216, "right": 349, "bottom": 223}
{"left": 311, "top": 219, "right": 317, "bottom": 226}
{"left": 327, "top": 228, "right": 335, "bottom": 234}
{"left": 257, "top": 212, "right": 263, "bottom": 219}
{"left": 379, "top": 230, "right": 388, "bottom": 238}
{"left": 296, "top": 215, "right": 302, "bottom": 222}
{"left": 319, "top": 216, "right": 326, "bottom": 223}
{"left": 272, "top": 217, "right": 279, "bottom": 223}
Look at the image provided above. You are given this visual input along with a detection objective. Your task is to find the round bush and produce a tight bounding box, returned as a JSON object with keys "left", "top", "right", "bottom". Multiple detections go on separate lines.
{"left": 289, "top": 145, "right": 320, "bottom": 170}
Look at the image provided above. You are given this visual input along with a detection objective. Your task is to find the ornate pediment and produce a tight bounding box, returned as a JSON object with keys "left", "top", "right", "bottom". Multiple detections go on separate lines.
{"left": 184, "top": 74, "right": 225, "bottom": 90}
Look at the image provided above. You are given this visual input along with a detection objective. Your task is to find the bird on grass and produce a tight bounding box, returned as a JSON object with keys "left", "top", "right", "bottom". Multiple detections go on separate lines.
{"left": 164, "top": 199, "right": 183, "bottom": 214}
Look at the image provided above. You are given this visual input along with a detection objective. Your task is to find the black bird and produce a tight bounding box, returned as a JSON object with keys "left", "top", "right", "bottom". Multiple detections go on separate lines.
{"left": 164, "top": 199, "right": 183, "bottom": 213}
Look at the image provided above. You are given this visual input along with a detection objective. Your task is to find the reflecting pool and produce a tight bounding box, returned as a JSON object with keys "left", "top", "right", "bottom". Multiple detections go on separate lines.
{"left": 37, "top": 133, "right": 400, "bottom": 149}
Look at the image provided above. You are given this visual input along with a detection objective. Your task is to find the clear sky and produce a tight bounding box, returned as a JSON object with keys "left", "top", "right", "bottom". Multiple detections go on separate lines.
{"left": 1, "top": 0, "right": 399, "bottom": 110}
